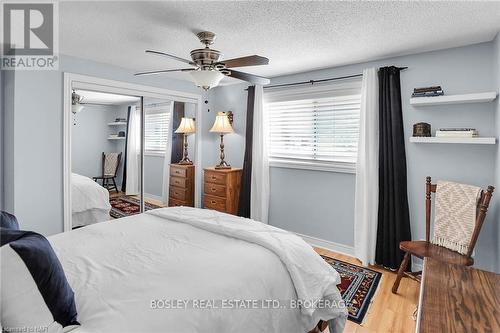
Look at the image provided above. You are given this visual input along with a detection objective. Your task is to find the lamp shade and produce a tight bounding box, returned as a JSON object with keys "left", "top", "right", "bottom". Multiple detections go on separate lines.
{"left": 175, "top": 117, "right": 196, "bottom": 134}
{"left": 210, "top": 112, "right": 234, "bottom": 134}
{"left": 189, "top": 70, "right": 224, "bottom": 90}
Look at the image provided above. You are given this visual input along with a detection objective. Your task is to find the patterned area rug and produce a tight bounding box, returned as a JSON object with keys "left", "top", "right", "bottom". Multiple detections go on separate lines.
{"left": 322, "top": 255, "right": 382, "bottom": 324}
{"left": 109, "top": 196, "right": 162, "bottom": 219}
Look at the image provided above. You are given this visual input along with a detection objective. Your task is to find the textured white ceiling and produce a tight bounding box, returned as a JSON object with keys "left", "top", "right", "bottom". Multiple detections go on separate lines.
{"left": 60, "top": 1, "right": 500, "bottom": 83}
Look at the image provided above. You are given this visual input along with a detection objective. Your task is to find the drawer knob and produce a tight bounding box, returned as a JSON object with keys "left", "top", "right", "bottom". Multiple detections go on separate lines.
{"left": 211, "top": 176, "right": 217, "bottom": 180}
{"left": 211, "top": 200, "right": 216, "bottom": 204}
{"left": 211, "top": 187, "right": 216, "bottom": 192}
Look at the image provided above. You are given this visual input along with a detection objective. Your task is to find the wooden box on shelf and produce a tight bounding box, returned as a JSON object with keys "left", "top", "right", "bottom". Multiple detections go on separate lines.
{"left": 203, "top": 167, "right": 242, "bottom": 215}
{"left": 168, "top": 164, "right": 194, "bottom": 207}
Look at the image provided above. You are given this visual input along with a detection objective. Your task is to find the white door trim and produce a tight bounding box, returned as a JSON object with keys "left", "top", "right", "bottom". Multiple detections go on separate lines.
{"left": 63, "top": 73, "right": 203, "bottom": 232}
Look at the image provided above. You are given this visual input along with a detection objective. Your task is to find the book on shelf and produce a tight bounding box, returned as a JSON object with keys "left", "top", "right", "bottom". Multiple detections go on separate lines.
{"left": 438, "top": 128, "right": 476, "bottom": 131}
{"left": 435, "top": 129, "right": 478, "bottom": 138}
{"left": 414, "top": 86, "right": 442, "bottom": 93}
{"left": 412, "top": 91, "right": 444, "bottom": 97}
{"left": 412, "top": 86, "right": 444, "bottom": 98}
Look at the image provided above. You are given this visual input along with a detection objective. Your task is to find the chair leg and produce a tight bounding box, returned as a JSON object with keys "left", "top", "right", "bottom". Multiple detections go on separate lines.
{"left": 392, "top": 252, "right": 411, "bottom": 294}
{"left": 111, "top": 177, "right": 118, "bottom": 193}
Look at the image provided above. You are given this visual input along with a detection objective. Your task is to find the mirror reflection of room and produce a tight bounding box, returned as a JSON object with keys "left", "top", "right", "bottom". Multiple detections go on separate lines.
{"left": 143, "top": 99, "right": 197, "bottom": 210}
{"left": 71, "top": 89, "right": 141, "bottom": 228}
{"left": 168, "top": 102, "right": 197, "bottom": 208}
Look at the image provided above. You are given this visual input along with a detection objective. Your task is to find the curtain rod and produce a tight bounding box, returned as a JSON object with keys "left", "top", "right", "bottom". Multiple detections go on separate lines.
{"left": 245, "top": 66, "right": 408, "bottom": 91}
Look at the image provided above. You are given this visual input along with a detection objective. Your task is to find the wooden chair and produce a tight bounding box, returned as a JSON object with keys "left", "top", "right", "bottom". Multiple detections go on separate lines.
{"left": 391, "top": 176, "right": 494, "bottom": 294}
{"left": 93, "top": 152, "right": 122, "bottom": 193}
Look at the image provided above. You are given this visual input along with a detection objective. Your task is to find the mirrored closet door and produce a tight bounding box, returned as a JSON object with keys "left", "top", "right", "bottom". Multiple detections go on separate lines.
{"left": 70, "top": 89, "right": 142, "bottom": 229}
{"left": 67, "top": 78, "right": 200, "bottom": 231}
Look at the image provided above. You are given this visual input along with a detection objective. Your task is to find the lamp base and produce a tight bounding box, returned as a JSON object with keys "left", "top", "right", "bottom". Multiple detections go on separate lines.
{"left": 215, "top": 161, "right": 231, "bottom": 169}
{"left": 178, "top": 157, "right": 193, "bottom": 165}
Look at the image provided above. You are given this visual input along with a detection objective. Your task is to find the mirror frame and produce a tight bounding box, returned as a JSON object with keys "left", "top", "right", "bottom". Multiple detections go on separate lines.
{"left": 63, "top": 73, "right": 203, "bottom": 232}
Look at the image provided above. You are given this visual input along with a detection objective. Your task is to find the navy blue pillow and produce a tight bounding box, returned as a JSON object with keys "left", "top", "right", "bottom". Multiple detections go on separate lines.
{"left": 1, "top": 211, "right": 19, "bottom": 230}
{"left": 1, "top": 228, "right": 79, "bottom": 327}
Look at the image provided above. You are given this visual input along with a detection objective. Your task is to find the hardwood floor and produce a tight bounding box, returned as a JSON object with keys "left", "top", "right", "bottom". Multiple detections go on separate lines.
{"left": 314, "top": 248, "right": 419, "bottom": 333}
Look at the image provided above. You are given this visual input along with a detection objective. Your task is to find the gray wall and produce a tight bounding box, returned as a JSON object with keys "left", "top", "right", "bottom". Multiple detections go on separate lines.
{"left": 144, "top": 155, "right": 165, "bottom": 199}
{"left": 2, "top": 70, "right": 15, "bottom": 214}
{"left": 493, "top": 33, "right": 500, "bottom": 271}
{"left": 72, "top": 104, "right": 127, "bottom": 187}
{"left": 2, "top": 55, "right": 200, "bottom": 235}
{"left": 0, "top": 69, "right": 4, "bottom": 210}
{"left": 206, "top": 41, "right": 499, "bottom": 272}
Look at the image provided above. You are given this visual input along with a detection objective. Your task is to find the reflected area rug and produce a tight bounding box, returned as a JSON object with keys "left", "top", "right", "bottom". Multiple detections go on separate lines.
{"left": 322, "top": 255, "right": 382, "bottom": 324}
{"left": 110, "top": 196, "right": 162, "bottom": 219}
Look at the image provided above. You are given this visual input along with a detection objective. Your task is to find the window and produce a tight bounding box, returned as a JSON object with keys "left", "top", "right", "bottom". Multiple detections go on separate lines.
{"left": 144, "top": 107, "right": 171, "bottom": 155}
{"left": 265, "top": 81, "right": 361, "bottom": 173}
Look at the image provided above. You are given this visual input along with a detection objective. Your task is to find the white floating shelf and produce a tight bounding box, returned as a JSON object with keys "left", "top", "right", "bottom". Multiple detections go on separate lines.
{"left": 108, "top": 137, "right": 125, "bottom": 140}
{"left": 409, "top": 137, "right": 496, "bottom": 145}
{"left": 410, "top": 92, "right": 497, "bottom": 106}
{"left": 108, "top": 122, "right": 127, "bottom": 126}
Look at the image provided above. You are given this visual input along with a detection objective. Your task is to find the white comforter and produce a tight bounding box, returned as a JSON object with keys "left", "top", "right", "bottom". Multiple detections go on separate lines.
{"left": 71, "top": 173, "right": 111, "bottom": 213}
{"left": 49, "top": 207, "right": 346, "bottom": 333}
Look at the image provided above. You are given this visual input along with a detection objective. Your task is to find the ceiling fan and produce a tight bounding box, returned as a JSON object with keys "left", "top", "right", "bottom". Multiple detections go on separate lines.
{"left": 135, "top": 31, "right": 270, "bottom": 90}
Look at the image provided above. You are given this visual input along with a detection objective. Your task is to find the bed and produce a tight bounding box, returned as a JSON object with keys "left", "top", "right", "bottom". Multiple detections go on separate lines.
{"left": 71, "top": 173, "right": 111, "bottom": 228}
{"left": 45, "top": 207, "right": 347, "bottom": 333}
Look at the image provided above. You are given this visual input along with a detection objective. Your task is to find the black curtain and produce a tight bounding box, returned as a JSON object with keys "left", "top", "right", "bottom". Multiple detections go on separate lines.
{"left": 120, "top": 106, "right": 131, "bottom": 192}
{"left": 237, "top": 86, "right": 255, "bottom": 218}
{"left": 375, "top": 66, "right": 412, "bottom": 270}
{"left": 170, "top": 102, "right": 185, "bottom": 163}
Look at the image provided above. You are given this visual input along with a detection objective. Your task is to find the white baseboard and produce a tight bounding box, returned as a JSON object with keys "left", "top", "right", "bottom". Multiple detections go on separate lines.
{"left": 295, "top": 232, "right": 355, "bottom": 257}
{"left": 144, "top": 193, "right": 164, "bottom": 203}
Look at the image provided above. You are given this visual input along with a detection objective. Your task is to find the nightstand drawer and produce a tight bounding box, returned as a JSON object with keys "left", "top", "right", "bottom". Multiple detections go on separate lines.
{"left": 169, "top": 187, "right": 188, "bottom": 201}
{"left": 170, "top": 166, "right": 187, "bottom": 178}
{"left": 204, "top": 195, "right": 226, "bottom": 212}
{"left": 168, "top": 197, "right": 187, "bottom": 207}
{"left": 204, "top": 182, "right": 226, "bottom": 198}
{"left": 170, "top": 176, "right": 189, "bottom": 188}
{"left": 205, "top": 170, "right": 227, "bottom": 185}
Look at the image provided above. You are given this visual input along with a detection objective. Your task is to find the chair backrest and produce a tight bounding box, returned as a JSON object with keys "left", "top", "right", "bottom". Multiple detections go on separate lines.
{"left": 425, "top": 176, "right": 494, "bottom": 258}
{"left": 102, "top": 152, "right": 122, "bottom": 177}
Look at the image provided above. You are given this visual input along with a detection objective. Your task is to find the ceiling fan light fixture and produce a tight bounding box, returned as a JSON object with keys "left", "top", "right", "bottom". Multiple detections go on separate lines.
{"left": 189, "top": 70, "right": 224, "bottom": 90}
{"left": 71, "top": 90, "right": 84, "bottom": 114}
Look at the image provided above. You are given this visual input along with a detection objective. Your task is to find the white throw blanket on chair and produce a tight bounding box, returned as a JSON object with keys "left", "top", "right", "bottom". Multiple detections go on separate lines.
{"left": 432, "top": 180, "right": 482, "bottom": 255}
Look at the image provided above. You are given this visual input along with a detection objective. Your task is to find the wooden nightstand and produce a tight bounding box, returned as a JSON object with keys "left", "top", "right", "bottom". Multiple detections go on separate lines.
{"left": 168, "top": 164, "right": 194, "bottom": 207}
{"left": 203, "top": 167, "right": 242, "bottom": 215}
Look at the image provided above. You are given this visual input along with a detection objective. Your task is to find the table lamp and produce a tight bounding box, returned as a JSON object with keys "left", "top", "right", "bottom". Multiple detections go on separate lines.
{"left": 175, "top": 117, "right": 196, "bottom": 164}
{"left": 210, "top": 112, "right": 234, "bottom": 169}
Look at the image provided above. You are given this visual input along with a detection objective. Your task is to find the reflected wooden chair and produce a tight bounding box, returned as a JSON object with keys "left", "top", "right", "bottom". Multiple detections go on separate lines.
{"left": 93, "top": 152, "right": 122, "bottom": 193}
{"left": 391, "top": 176, "right": 494, "bottom": 294}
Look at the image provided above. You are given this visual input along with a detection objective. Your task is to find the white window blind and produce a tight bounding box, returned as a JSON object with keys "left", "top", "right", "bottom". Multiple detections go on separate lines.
{"left": 144, "top": 106, "right": 171, "bottom": 155}
{"left": 266, "top": 85, "right": 361, "bottom": 173}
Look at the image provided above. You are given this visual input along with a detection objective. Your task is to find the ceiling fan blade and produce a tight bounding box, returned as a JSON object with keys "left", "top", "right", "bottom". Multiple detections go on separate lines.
{"left": 227, "top": 70, "right": 270, "bottom": 85}
{"left": 134, "top": 68, "right": 195, "bottom": 76}
{"left": 222, "top": 55, "right": 269, "bottom": 68}
{"left": 145, "top": 50, "right": 197, "bottom": 66}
